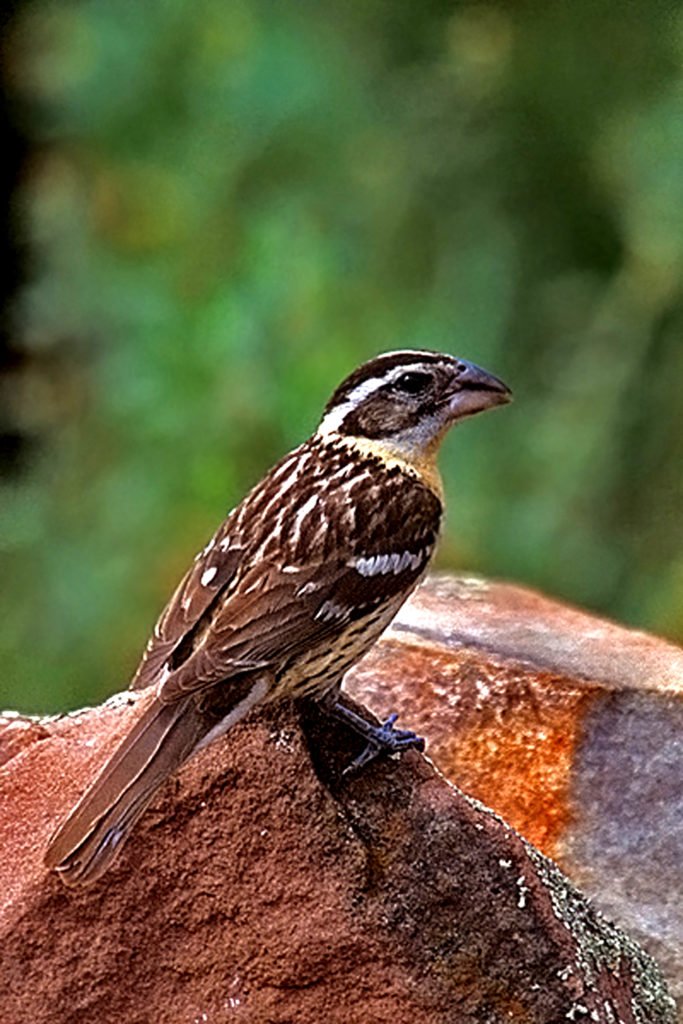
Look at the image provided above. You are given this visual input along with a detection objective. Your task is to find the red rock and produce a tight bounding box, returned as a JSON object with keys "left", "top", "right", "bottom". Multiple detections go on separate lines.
{"left": 0, "top": 711, "right": 50, "bottom": 769}
{"left": 346, "top": 574, "right": 683, "bottom": 1008}
{"left": 0, "top": 649, "right": 675, "bottom": 1023}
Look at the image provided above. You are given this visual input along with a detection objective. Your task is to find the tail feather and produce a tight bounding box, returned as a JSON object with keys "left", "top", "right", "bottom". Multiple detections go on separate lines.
{"left": 45, "top": 675, "right": 270, "bottom": 886}
{"left": 45, "top": 696, "right": 204, "bottom": 886}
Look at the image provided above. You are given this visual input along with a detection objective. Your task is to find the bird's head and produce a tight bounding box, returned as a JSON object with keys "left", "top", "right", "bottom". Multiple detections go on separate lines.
{"left": 317, "top": 350, "right": 511, "bottom": 467}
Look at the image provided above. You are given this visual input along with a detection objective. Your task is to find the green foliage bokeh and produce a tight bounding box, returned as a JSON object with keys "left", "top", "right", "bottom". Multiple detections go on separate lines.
{"left": 2, "top": 0, "right": 682, "bottom": 712}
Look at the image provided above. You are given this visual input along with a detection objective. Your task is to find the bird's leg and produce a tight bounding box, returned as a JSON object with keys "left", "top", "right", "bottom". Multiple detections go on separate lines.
{"left": 319, "top": 690, "right": 425, "bottom": 773}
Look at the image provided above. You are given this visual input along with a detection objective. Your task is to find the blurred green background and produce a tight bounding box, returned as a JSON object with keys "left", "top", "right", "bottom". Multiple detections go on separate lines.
{"left": 1, "top": 0, "right": 682, "bottom": 714}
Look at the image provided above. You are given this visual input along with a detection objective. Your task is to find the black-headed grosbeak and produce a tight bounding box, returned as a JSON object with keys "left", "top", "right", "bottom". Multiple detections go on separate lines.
{"left": 46, "top": 349, "right": 511, "bottom": 885}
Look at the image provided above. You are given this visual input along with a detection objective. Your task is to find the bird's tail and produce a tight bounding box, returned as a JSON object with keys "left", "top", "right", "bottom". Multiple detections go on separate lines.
{"left": 45, "top": 678, "right": 269, "bottom": 887}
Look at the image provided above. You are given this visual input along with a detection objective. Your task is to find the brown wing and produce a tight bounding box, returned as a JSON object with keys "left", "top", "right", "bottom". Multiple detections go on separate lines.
{"left": 130, "top": 515, "right": 243, "bottom": 691}
{"left": 130, "top": 434, "right": 442, "bottom": 704}
{"left": 156, "top": 549, "right": 431, "bottom": 703}
{"left": 130, "top": 442, "right": 315, "bottom": 692}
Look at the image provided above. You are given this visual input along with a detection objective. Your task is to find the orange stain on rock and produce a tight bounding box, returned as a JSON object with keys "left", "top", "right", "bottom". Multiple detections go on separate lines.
{"left": 347, "top": 640, "right": 602, "bottom": 860}
{"left": 435, "top": 690, "right": 590, "bottom": 858}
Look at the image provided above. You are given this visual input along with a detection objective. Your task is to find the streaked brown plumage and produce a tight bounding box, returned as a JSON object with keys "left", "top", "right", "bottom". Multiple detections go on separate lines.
{"left": 45, "top": 349, "right": 511, "bottom": 885}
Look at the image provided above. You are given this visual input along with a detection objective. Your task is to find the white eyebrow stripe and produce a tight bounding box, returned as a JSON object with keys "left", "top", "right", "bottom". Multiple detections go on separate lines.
{"left": 316, "top": 375, "right": 388, "bottom": 435}
{"left": 317, "top": 363, "right": 436, "bottom": 435}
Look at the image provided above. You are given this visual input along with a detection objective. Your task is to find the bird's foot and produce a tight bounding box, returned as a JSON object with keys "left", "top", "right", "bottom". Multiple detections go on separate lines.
{"left": 325, "top": 701, "right": 425, "bottom": 774}
{"left": 344, "top": 713, "right": 425, "bottom": 774}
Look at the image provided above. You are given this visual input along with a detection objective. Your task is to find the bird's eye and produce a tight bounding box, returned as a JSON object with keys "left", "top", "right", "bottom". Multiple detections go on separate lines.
{"left": 392, "top": 371, "right": 432, "bottom": 395}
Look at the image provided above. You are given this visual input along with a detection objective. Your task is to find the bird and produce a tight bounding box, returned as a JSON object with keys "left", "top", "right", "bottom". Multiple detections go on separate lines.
{"left": 45, "top": 349, "right": 511, "bottom": 886}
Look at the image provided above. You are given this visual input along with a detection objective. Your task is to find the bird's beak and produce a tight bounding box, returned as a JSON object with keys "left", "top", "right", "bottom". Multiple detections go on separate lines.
{"left": 445, "top": 360, "right": 512, "bottom": 423}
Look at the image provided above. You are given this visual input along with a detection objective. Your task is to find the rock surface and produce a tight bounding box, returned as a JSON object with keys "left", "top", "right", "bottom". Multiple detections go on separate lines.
{"left": 0, "top": 645, "right": 676, "bottom": 1023}
{"left": 345, "top": 574, "right": 683, "bottom": 1008}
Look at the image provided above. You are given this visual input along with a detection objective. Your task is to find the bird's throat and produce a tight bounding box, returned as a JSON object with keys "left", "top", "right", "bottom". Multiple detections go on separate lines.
{"left": 322, "top": 432, "right": 445, "bottom": 501}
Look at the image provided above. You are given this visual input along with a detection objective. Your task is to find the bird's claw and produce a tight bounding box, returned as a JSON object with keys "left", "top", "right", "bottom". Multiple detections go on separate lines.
{"left": 342, "top": 713, "right": 425, "bottom": 775}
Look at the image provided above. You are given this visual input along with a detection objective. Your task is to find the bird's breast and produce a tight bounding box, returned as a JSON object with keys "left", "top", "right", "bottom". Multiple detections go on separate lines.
{"left": 272, "top": 587, "right": 417, "bottom": 701}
